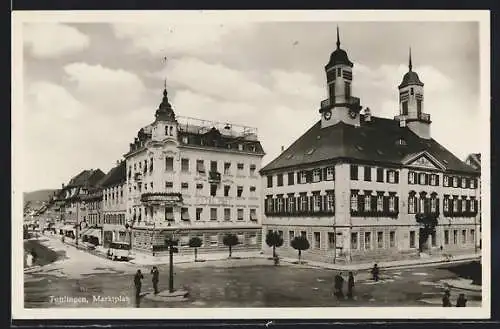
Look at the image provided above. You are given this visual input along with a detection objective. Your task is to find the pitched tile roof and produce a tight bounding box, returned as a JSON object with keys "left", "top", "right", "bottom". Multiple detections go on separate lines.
{"left": 99, "top": 161, "right": 126, "bottom": 188}
{"left": 261, "top": 117, "right": 478, "bottom": 175}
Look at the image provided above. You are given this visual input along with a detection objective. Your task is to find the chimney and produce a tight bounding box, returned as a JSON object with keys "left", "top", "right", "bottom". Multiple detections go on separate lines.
{"left": 281, "top": 146, "right": 284, "bottom": 152}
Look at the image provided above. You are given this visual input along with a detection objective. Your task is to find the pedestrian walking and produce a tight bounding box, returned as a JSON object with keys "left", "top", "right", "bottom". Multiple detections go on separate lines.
{"left": 456, "top": 293, "right": 467, "bottom": 307}
{"left": 334, "top": 272, "right": 345, "bottom": 299}
{"left": 442, "top": 289, "right": 452, "bottom": 307}
{"left": 31, "top": 249, "right": 38, "bottom": 265}
{"left": 134, "top": 269, "right": 144, "bottom": 307}
{"left": 151, "top": 266, "right": 160, "bottom": 295}
{"left": 25, "top": 252, "right": 33, "bottom": 267}
{"left": 371, "top": 263, "right": 380, "bottom": 281}
{"left": 347, "top": 271, "right": 355, "bottom": 299}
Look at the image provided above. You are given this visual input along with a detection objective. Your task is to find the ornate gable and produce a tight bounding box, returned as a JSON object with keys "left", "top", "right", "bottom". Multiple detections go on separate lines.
{"left": 403, "top": 151, "right": 446, "bottom": 171}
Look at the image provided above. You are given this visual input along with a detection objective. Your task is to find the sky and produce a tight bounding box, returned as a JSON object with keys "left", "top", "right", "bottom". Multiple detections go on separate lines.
{"left": 21, "top": 19, "right": 481, "bottom": 192}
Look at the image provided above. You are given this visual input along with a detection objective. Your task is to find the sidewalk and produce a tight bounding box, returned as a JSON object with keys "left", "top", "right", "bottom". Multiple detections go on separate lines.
{"left": 129, "top": 250, "right": 263, "bottom": 266}
{"left": 279, "top": 252, "right": 481, "bottom": 272}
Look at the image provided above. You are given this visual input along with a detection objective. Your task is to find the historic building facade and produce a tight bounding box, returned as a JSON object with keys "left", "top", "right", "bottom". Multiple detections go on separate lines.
{"left": 125, "top": 87, "right": 265, "bottom": 256}
{"left": 100, "top": 160, "right": 128, "bottom": 247}
{"left": 260, "top": 30, "right": 480, "bottom": 264}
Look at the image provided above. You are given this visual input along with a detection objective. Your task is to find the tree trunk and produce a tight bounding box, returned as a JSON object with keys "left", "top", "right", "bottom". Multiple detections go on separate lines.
{"left": 273, "top": 245, "right": 276, "bottom": 258}
{"left": 229, "top": 245, "right": 232, "bottom": 258}
{"left": 298, "top": 250, "right": 301, "bottom": 264}
{"left": 194, "top": 248, "right": 198, "bottom": 262}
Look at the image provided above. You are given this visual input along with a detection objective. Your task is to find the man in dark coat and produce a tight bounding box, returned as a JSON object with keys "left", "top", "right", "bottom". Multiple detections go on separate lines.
{"left": 334, "top": 272, "right": 345, "bottom": 299}
{"left": 134, "top": 269, "right": 144, "bottom": 306}
{"left": 347, "top": 272, "right": 355, "bottom": 299}
{"left": 151, "top": 266, "right": 160, "bottom": 294}
{"left": 442, "top": 289, "right": 452, "bottom": 307}
{"left": 456, "top": 293, "right": 467, "bottom": 307}
{"left": 371, "top": 263, "right": 380, "bottom": 282}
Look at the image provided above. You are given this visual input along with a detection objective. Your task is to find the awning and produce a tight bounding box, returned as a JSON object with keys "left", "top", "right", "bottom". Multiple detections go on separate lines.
{"left": 83, "top": 229, "right": 101, "bottom": 239}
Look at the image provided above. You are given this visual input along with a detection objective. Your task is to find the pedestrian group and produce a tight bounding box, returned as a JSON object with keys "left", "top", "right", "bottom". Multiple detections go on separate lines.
{"left": 133, "top": 266, "right": 162, "bottom": 307}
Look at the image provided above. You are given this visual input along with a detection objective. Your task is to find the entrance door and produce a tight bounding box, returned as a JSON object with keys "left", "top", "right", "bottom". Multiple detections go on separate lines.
{"left": 103, "top": 231, "right": 113, "bottom": 248}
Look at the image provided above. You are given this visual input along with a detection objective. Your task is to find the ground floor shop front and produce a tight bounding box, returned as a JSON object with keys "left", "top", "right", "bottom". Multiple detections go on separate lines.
{"left": 130, "top": 226, "right": 262, "bottom": 256}
{"left": 262, "top": 223, "right": 480, "bottom": 264}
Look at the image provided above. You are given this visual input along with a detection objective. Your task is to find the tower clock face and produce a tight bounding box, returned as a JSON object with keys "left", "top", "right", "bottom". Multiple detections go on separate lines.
{"left": 323, "top": 110, "right": 332, "bottom": 120}
{"left": 349, "top": 110, "right": 357, "bottom": 119}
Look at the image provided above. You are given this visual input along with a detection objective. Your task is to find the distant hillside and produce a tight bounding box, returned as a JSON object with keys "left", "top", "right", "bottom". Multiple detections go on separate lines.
{"left": 23, "top": 189, "right": 59, "bottom": 204}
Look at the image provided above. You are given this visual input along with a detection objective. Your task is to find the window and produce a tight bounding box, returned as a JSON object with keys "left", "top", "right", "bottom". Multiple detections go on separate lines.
{"left": 313, "top": 169, "right": 321, "bottom": 182}
{"left": 267, "top": 176, "right": 273, "bottom": 188}
{"left": 337, "top": 67, "right": 341, "bottom": 77}
{"left": 288, "top": 172, "right": 295, "bottom": 185}
{"left": 210, "top": 184, "right": 217, "bottom": 197}
{"left": 224, "top": 208, "right": 231, "bottom": 221}
{"left": 196, "top": 208, "right": 202, "bottom": 221}
{"left": 470, "top": 229, "right": 475, "bottom": 243}
{"left": 469, "top": 178, "right": 475, "bottom": 189}
{"left": 250, "top": 209, "right": 257, "bottom": 221}
{"left": 419, "top": 173, "right": 426, "bottom": 185}
{"left": 376, "top": 168, "right": 384, "bottom": 182}
{"left": 289, "top": 231, "right": 295, "bottom": 246}
{"left": 181, "top": 182, "right": 188, "bottom": 190}
{"left": 326, "top": 193, "right": 335, "bottom": 212}
{"left": 388, "top": 171, "right": 396, "bottom": 183}
{"left": 430, "top": 174, "right": 436, "bottom": 186}
{"left": 444, "top": 196, "right": 450, "bottom": 212}
{"left": 351, "top": 233, "right": 358, "bottom": 249}
{"left": 408, "top": 195, "right": 416, "bottom": 214}
{"left": 364, "top": 166, "right": 372, "bottom": 181}
{"left": 195, "top": 183, "right": 203, "bottom": 196}
{"left": 250, "top": 186, "right": 256, "bottom": 197}
{"left": 453, "top": 177, "right": 458, "bottom": 188}
{"left": 210, "top": 161, "right": 218, "bottom": 172}
{"left": 350, "top": 193, "right": 358, "bottom": 212}
{"left": 210, "top": 208, "right": 217, "bottom": 221}
{"left": 276, "top": 197, "right": 284, "bottom": 212}
{"left": 300, "top": 231, "right": 306, "bottom": 238}
{"left": 350, "top": 165, "right": 358, "bottom": 180}
{"left": 224, "top": 185, "right": 230, "bottom": 197}
{"left": 409, "top": 172, "right": 415, "bottom": 184}
{"left": 453, "top": 230, "right": 458, "bottom": 244}
{"left": 300, "top": 195, "right": 308, "bottom": 211}
{"left": 389, "top": 196, "right": 396, "bottom": 212}
{"left": 389, "top": 231, "right": 395, "bottom": 248}
{"left": 364, "top": 232, "right": 371, "bottom": 250}
{"left": 462, "top": 198, "right": 467, "bottom": 212}
{"left": 237, "top": 163, "right": 244, "bottom": 175}
{"left": 417, "top": 100, "right": 422, "bottom": 114}
{"left": 326, "top": 167, "right": 334, "bottom": 180}
{"left": 210, "top": 234, "right": 218, "bottom": 247}
{"left": 165, "top": 157, "right": 174, "bottom": 171}
{"left": 461, "top": 178, "right": 466, "bottom": 188}
{"left": 196, "top": 160, "right": 205, "bottom": 174}
{"left": 250, "top": 164, "right": 256, "bottom": 176}
{"left": 237, "top": 186, "right": 243, "bottom": 198}
{"left": 314, "top": 232, "right": 321, "bottom": 249}
{"left": 377, "top": 232, "right": 384, "bottom": 248}
{"left": 409, "top": 231, "right": 415, "bottom": 248}
{"left": 165, "top": 181, "right": 173, "bottom": 192}
{"left": 453, "top": 198, "right": 458, "bottom": 212}
{"left": 182, "top": 136, "right": 188, "bottom": 144}
{"left": 377, "top": 195, "right": 384, "bottom": 211}
{"left": 277, "top": 174, "right": 284, "bottom": 186}
{"left": 470, "top": 198, "right": 476, "bottom": 212}
{"left": 328, "top": 232, "right": 335, "bottom": 249}
{"left": 344, "top": 81, "right": 351, "bottom": 98}
{"left": 402, "top": 101, "right": 408, "bottom": 115}
{"left": 431, "top": 231, "right": 436, "bottom": 246}
{"left": 431, "top": 197, "right": 437, "bottom": 213}
{"left": 165, "top": 207, "right": 174, "bottom": 221}
{"left": 181, "top": 208, "right": 190, "bottom": 221}
{"left": 238, "top": 144, "right": 243, "bottom": 151}
{"left": 224, "top": 162, "right": 231, "bottom": 175}
{"left": 299, "top": 171, "right": 307, "bottom": 184}
{"left": 288, "top": 195, "right": 295, "bottom": 212}
{"left": 313, "top": 194, "right": 321, "bottom": 212}
{"left": 444, "top": 230, "right": 449, "bottom": 244}
{"left": 461, "top": 230, "right": 467, "bottom": 244}
{"left": 364, "top": 194, "right": 371, "bottom": 211}
{"left": 410, "top": 87, "right": 414, "bottom": 96}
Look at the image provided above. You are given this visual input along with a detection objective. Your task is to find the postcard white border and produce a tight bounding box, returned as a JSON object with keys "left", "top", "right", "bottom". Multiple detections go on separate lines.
{"left": 12, "top": 9, "right": 491, "bottom": 320}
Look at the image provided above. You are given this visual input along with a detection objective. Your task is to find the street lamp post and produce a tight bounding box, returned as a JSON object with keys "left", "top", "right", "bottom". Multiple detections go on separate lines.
{"left": 166, "top": 230, "right": 180, "bottom": 293}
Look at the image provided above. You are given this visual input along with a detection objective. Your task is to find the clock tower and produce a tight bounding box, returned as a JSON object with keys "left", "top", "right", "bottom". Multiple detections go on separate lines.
{"left": 319, "top": 27, "right": 362, "bottom": 128}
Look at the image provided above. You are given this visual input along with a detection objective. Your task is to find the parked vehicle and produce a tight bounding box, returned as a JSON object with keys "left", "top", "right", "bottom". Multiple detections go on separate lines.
{"left": 107, "top": 242, "right": 131, "bottom": 261}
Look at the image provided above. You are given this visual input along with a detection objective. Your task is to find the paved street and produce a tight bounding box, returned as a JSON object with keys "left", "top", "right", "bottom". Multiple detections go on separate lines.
{"left": 24, "top": 237, "right": 482, "bottom": 308}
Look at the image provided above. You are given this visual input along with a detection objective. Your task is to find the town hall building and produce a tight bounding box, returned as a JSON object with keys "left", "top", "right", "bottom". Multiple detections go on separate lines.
{"left": 260, "top": 29, "right": 481, "bottom": 264}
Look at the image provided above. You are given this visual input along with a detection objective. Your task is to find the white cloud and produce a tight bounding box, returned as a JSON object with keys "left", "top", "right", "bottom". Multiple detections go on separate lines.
{"left": 63, "top": 63, "right": 147, "bottom": 113}
{"left": 112, "top": 22, "right": 253, "bottom": 57}
{"left": 270, "top": 70, "right": 324, "bottom": 105}
{"left": 24, "top": 23, "right": 90, "bottom": 58}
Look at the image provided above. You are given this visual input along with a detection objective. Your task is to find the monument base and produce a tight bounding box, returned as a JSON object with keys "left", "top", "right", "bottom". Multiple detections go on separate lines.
{"left": 143, "top": 289, "right": 190, "bottom": 302}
